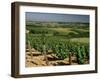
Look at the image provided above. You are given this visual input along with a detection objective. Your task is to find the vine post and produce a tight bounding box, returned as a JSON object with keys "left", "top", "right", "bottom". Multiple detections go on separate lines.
{"left": 43, "top": 45, "right": 49, "bottom": 65}
{"left": 69, "top": 52, "right": 72, "bottom": 65}
{"left": 41, "top": 31, "right": 49, "bottom": 65}
{"left": 28, "top": 40, "right": 33, "bottom": 60}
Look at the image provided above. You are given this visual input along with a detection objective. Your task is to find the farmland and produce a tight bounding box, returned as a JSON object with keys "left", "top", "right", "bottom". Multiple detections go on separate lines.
{"left": 25, "top": 22, "right": 89, "bottom": 67}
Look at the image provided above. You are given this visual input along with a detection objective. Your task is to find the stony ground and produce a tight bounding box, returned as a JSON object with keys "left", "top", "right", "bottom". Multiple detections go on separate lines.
{"left": 25, "top": 48, "right": 88, "bottom": 67}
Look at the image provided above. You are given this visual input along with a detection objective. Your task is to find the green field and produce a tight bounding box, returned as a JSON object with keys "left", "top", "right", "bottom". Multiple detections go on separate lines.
{"left": 26, "top": 22, "right": 89, "bottom": 64}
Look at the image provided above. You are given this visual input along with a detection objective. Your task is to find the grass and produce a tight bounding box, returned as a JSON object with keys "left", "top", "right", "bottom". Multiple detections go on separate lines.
{"left": 26, "top": 22, "right": 89, "bottom": 44}
{"left": 70, "top": 38, "right": 89, "bottom": 43}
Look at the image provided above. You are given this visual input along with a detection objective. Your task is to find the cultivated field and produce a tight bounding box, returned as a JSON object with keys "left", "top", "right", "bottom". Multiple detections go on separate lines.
{"left": 25, "top": 22, "right": 89, "bottom": 67}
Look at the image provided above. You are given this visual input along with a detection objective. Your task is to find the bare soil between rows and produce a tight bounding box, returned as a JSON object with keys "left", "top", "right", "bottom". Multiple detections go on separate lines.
{"left": 25, "top": 48, "right": 89, "bottom": 67}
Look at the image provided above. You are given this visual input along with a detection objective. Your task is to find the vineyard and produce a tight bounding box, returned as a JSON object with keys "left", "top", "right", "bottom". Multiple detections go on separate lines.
{"left": 25, "top": 22, "right": 89, "bottom": 67}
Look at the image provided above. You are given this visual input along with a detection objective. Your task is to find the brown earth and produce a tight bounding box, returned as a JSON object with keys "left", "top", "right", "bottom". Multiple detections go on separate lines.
{"left": 25, "top": 48, "right": 88, "bottom": 67}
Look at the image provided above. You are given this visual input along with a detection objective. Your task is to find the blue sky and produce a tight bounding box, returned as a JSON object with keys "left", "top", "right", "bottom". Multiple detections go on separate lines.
{"left": 26, "top": 12, "right": 89, "bottom": 23}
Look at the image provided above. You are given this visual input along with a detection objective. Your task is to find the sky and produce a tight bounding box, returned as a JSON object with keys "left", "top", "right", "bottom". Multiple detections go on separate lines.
{"left": 26, "top": 12, "right": 89, "bottom": 23}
